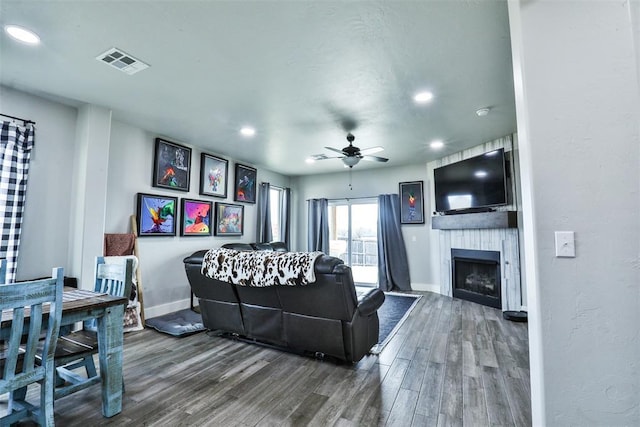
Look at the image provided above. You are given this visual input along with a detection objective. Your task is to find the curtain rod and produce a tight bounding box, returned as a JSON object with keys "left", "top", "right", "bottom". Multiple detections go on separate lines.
{"left": 1, "top": 113, "right": 36, "bottom": 125}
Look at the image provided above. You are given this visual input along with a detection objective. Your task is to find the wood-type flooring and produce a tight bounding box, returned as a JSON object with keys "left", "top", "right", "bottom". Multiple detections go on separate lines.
{"left": 3, "top": 291, "right": 531, "bottom": 426}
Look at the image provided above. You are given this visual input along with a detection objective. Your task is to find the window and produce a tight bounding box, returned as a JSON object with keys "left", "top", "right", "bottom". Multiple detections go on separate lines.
{"left": 269, "top": 186, "right": 283, "bottom": 242}
{"left": 328, "top": 199, "right": 378, "bottom": 285}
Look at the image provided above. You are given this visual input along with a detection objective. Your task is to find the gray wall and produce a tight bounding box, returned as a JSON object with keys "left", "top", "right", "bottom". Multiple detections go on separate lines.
{"left": 106, "top": 120, "right": 291, "bottom": 315}
{"left": 509, "top": 1, "right": 640, "bottom": 424}
{"left": 1, "top": 86, "right": 290, "bottom": 316}
{"left": 292, "top": 163, "right": 437, "bottom": 290}
{"left": 1, "top": 86, "right": 78, "bottom": 281}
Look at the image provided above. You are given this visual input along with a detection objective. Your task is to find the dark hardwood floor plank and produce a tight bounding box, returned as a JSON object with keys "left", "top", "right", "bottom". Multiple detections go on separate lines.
{"left": 4, "top": 291, "right": 531, "bottom": 426}
{"left": 503, "top": 375, "right": 533, "bottom": 427}
{"left": 462, "top": 374, "right": 489, "bottom": 426}
{"left": 401, "top": 346, "right": 429, "bottom": 391}
{"left": 337, "top": 363, "right": 390, "bottom": 423}
{"left": 415, "top": 361, "right": 446, "bottom": 418}
{"left": 386, "top": 388, "right": 419, "bottom": 426}
{"left": 482, "top": 365, "right": 516, "bottom": 426}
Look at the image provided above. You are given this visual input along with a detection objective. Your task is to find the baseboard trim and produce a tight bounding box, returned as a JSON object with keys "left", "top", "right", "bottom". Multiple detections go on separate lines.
{"left": 144, "top": 298, "right": 190, "bottom": 319}
{"left": 411, "top": 282, "right": 441, "bottom": 294}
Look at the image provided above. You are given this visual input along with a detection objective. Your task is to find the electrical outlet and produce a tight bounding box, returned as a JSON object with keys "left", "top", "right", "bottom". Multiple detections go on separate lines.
{"left": 555, "top": 231, "right": 575, "bottom": 257}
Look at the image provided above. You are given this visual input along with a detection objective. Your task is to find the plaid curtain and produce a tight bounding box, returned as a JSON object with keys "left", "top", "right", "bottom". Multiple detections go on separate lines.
{"left": 0, "top": 121, "right": 35, "bottom": 283}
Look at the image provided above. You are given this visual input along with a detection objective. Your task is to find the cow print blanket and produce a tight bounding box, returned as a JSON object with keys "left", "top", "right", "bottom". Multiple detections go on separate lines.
{"left": 201, "top": 248, "right": 324, "bottom": 286}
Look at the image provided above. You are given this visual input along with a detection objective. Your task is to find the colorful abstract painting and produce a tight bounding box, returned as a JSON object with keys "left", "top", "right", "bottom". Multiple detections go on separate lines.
{"left": 214, "top": 202, "right": 244, "bottom": 236}
{"left": 153, "top": 138, "right": 191, "bottom": 192}
{"left": 137, "top": 193, "right": 177, "bottom": 236}
{"left": 234, "top": 163, "right": 257, "bottom": 204}
{"left": 181, "top": 199, "right": 213, "bottom": 236}
{"left": 399, "top": 181, "right": 425, "bottom": 224}
{"left": 199, "top": 153, "right": 228, "bottom": 198}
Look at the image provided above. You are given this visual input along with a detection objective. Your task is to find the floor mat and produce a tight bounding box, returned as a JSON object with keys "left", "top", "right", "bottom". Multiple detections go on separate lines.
{"left": 145, "top": 308, "right": 205, "bottom": 337}
{"left": 370, "top": 292, "right": 422, "bottom": 354}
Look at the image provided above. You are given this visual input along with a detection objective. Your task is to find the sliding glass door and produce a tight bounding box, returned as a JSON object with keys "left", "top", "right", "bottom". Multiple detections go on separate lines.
{"left": 328, "top": 199, "right": 378, "bottom": 285}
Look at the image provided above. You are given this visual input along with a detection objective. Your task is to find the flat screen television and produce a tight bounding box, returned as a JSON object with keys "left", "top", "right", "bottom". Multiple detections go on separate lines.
{"left": 433, "top": 148, "right": 508, "bottom": 214}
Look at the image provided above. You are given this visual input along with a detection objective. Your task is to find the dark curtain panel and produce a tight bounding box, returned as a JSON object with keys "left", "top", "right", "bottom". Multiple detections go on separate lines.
{"left": 377, "top": 194, "right": 411, "bottom": 291}
{"left": 0, "top": 121, "right": 35, "bottom": 283}
{"left": 256, "top": 182, "right": 272, "bottom": 243}
{"left": 307, "top": 198, "right": 329, "bottom": 253}
{"left": 280, "top": 187, "right": 291, "bottom": 249}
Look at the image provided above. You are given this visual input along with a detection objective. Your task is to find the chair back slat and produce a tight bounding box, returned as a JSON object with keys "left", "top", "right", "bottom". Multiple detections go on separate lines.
{"left": 0, "top": 267, "right": 63, "bottom": 426}
{"left": 84, "top": 257, "right": 133, "bottom": 332}
{"left": 94, "top": 257, "right": 132, "bottom": 299}
{"left": 0, "top": 259, "right": 6, "bottom": 284}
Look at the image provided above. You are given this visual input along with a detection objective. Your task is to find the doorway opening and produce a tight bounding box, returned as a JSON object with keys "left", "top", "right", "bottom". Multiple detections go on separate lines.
{"left": 328, "top": 199, "right": 378, "bottom": 285}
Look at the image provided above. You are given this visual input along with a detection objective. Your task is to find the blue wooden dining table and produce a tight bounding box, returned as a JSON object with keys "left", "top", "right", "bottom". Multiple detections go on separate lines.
{"left": 1, "top": 287, "right": 127, "bottom": 418}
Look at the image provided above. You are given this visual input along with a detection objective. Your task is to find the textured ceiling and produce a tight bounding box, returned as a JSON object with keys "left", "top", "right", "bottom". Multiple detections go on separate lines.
{"left": 0, "top": 1, "right": 516, "bottom": 176}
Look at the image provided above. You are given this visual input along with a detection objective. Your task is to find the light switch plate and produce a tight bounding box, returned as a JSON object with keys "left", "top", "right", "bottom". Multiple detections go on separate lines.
{"left": 555, "top": 231, "right": 575, "bottom": 257}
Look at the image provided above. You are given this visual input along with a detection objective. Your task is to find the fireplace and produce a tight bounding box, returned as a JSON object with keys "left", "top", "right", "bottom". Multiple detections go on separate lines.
{"left": 451, "top": 248, "right": 501, "bottom": 309}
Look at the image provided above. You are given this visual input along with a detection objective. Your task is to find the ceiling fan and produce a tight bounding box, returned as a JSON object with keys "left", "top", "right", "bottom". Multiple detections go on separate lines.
{"left": 310, "top": 133, "right": 389, "bottom": 168}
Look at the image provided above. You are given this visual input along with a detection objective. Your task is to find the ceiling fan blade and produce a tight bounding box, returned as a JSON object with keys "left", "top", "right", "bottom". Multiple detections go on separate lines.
{"left": 309, "top": 154, "right": 343, "bottom": 161}
{"left": 325, "top": 146, "right": 347, "bottom": 155}
{"left": 359, "top": 146, "right": 384, "bottom": 155}
{"left": 361, "top": 155, "right": 389, "bottom": 163}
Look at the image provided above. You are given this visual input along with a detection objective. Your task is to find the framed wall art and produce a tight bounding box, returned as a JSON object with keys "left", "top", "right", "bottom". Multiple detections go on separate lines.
{"left": 214, "top": 202, "right": 244, "bottom": 236}
{"left": 153, "top": 138, "right": 191, "bottom": 192}
{"left": 136, "top": 193, "right": 178, "bottom": 236}
{"left": 199, "top": 153, "right": 228, "bottom": 198}
{"left": 233, "top": 163, "right": 257, "bottom": 204}
{"left": 180, "top": 198, "right": 213, "bottom": 236}
{"left": 399, "top": 181, "right": 425, "bottom": 224}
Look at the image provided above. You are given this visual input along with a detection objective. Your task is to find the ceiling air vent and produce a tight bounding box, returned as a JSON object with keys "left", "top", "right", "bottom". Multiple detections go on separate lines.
{"left": 96, "top": 47, "right": 149, "bottom": 75}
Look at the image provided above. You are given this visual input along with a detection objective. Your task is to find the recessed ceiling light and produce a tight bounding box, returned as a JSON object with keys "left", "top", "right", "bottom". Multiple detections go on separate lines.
{"left": 476, "top": 107, "right": 490, "bottom": 117}
{"left": 5, "top": 25, "right": 40, "bottom": 45}
{"left": 475, "top": 170, "right": 488, "bottom": 178}
{"left": 240, "top": 127, "right": 256, "bottom": 137}
{"left": 413, "top": 91, "right": 434, "bottom": 104}
{"left": 430, "top": 140, "right": 444, "bottom": 149}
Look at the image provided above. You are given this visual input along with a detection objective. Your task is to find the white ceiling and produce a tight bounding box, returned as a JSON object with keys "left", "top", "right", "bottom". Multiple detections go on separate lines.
{"left": 0, "top": 1, "right": 516, "bottom": 176}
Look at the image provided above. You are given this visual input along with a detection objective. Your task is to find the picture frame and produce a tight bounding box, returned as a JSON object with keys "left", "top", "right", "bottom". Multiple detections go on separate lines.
{"left": 214, "top": 202, "right": 244, "bottom": 236}
{"left": 136, "top": 193, "right": 178, "bottom": 236}
{"left": 399, "top": 181, "right": 425, "bottom": 224}
{"left": 153, "top": 138, "right": 191, "bottom": 192}
{"left": 233, "top": 163, "right": 257, "bottom": 204}
{"left": 180, "top": 198, "right": 213, "bottom": 236}
{"left": 199, "top": 153, "right": 228, "bottom": 198}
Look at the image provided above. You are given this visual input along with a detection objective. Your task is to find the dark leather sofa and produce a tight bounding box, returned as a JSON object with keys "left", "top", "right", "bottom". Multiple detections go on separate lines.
{"left": 183, "top": 242, "right": 385, "bottom": 363}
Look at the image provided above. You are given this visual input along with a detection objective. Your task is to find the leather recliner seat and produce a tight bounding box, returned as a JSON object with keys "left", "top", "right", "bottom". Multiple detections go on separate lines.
{"left": 183, "top": 242, "right": 385, "bottom": 363}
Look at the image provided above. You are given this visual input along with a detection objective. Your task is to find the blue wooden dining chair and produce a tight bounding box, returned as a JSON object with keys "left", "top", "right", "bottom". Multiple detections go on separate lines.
{"left": 0, "top": 267, "right": 64, "bottom": 426}
{"left": 52, "top": 256, "right": 133, "bottom": 399}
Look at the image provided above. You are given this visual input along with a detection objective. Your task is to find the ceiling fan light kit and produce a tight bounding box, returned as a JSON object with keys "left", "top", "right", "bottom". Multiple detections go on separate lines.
{"left": 310, "top": 133, "right": 389, "bottom": 169}
{"left": 342, "top": 156, "right": 360, "bottom": 168}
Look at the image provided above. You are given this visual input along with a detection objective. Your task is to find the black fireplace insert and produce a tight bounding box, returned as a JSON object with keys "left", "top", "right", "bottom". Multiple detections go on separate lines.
{"left": 451, "top": 248, "right": 501, "bottom": 309}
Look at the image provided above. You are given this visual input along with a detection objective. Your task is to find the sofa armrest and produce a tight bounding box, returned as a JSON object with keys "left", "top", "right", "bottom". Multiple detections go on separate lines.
{"left": 314, "top": 255, "right": 345, "bottom": 274}
{"left": 356, "top": 288, "right": 385, "bottom": 317}
{"left": 183, "top": 250, "right": 209, "bottom": 265}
